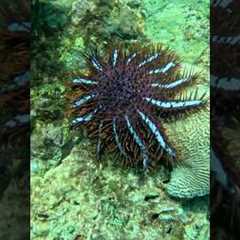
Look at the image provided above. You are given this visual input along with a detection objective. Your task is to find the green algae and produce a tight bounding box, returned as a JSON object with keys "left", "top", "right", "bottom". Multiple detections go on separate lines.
{"left": 31, "top": 0, "right": 209, "bottom": 239}
{"left": 143, "top": 0, "right": 209, "bottom": 64}
{"left": 32, "top": 142, "right": 208, "bottom": 240}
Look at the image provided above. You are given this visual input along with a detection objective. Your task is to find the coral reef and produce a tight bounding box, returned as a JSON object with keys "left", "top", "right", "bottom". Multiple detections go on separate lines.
{"left": 31, "top": 0, "right": 209, "bottom": 239}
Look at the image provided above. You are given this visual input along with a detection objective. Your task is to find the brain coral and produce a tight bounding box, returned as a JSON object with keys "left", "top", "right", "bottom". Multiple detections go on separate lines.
{"left": 166, "top": 92, "right": 209, "bottom": 198}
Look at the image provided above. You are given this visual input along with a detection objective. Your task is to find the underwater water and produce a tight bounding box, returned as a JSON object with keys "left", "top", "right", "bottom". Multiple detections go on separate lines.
{"left": 31, "top": 0, "right": 209, "bottom": 239}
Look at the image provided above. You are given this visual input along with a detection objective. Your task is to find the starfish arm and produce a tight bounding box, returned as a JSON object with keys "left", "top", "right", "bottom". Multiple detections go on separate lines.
{"left": 137, "top": 110, "right": 176, "bottom": 158}
{"left": 72, "top": 93, "right": 96, "bottom": 108}
{"left": 111, "top": 49, "right": 118, "bottom": 67}
{"left": 71, "top": 108, "right": 98, "bottom": 127}
{"left": 149, "top": 61, "right": 176, "bottom": 75}
{"left": 96, "top": 121, "right": 103, "bottom": 160}
{"left": 126, "top": 52, "right": 137, "bottom": 65}
{"left": 138, "top": 53, "right": 161, "bottom": 68}
{"left": 151, "top": 77, "right": 190, "bottom": 89}
{"left": 73, "top": 78, "right": 98, "bottom": 85}
{"left": 91, "top": 56, "right": 103, "bottom": 71}
{"left": 125, "top": 115, "right": 150, "bottom": 169}
{"left": 112, "top": 117, "right": 128, "bottom": 159}
{"left": 144, "top": 97, "right": 204, "bottom": 110}
{"left": 151, "top": 66, "right": 198, "bottom": 89}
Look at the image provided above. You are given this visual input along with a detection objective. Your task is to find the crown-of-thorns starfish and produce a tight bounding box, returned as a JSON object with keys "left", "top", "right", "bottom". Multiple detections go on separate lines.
{"left": 69, "top": 44, "right": 207, "bottom": 169}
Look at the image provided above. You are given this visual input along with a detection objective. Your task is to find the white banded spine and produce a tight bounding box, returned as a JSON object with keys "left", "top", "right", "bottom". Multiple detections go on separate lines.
{"left": 125, "top": 115, "right": 150, "bottom": 169}
{"left": 126, "top": 53, "right": 137, "bottom": 64}
{"left": 71, "top": 108, "right": 98, "bottom": 126}
{"left": 73, "top": 78, "right": 97, "bottom": 85}
{"left": 138, "top": 110, "right": 176, "bottom": 157}
{"left": 144, "top": 97, "right": 202, "bottom": 109}
{"left": 138, "top": 53, "right": 160, "bottom": 68}
{"left": 151, "top": 78, "right": 189, "bottom": 89}
{"left": 91, "top": 57, "right": 103, "bottom": 71}
{"left": 72, "top": 93, "right": 96, "bottom": 108}
{"left": 112, "top": 118, "right": 128, "bottom": 158}
{"left": 149, "top": 62, "right": 176, "bottom": 75}
{"left": 112, "top": 49, "right": 118, "bottom": 66}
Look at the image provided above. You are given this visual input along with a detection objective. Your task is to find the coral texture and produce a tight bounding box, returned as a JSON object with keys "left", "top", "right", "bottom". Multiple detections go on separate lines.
{"left": 166, "top": 107, "right": 209, "bottom": 198}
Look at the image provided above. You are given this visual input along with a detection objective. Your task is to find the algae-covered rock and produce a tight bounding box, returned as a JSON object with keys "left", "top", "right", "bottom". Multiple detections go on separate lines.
{"left": 31, "top": 82, "right": 66, "bottom": 121}
{"left": 71, "top": 0, "right": 144, "bottom": 45}
{"left": 71, "top": 0, "right": 96, "bottom": 24}
{"left": 31, "top": 120, "right": 74, "bottom": 173}
{"left": 31, "top": 141, "right": 209, "bottom": 240}
{"left": 143, "top": 0, "right": 209, "bottom": 64}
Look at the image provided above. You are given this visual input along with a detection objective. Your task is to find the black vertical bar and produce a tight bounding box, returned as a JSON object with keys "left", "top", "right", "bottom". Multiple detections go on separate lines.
{"left": 0, "top": 0, "right": 30, "bottom": 239}
{"left": 211, "top": 0, "right": 240, "bottom": 239}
